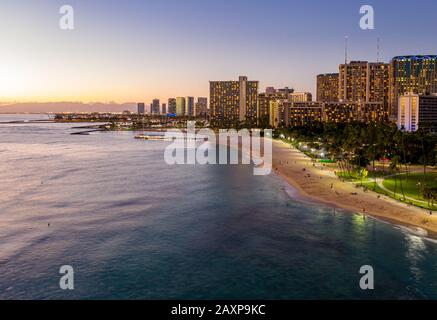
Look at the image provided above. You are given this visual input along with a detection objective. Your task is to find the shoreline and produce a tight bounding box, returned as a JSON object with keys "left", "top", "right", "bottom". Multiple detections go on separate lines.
{"left": 271, "top": 139, "right": 437, "bottom": 238}
{"left": 18, "top": 119, "right": 437, "bottom": 239}
{"left": 73, "top": 127, "right": 437, "bottom": 239}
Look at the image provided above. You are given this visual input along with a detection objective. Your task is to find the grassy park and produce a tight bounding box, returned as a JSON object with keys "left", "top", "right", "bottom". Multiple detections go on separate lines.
{"left": 274, "top": 122, "right": 437, "bottom": 211}
{"left": 360, "top": 172, "right": 437, "bottom": 210}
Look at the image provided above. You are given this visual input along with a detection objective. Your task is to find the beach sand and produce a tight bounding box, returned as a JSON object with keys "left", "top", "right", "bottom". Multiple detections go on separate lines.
{"left": 271, "top": 139, "right": 437, "bottom": 236}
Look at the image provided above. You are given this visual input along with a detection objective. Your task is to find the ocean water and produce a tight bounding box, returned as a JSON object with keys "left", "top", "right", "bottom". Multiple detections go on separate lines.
{"left": 1, "top": 114, "right": 437, "bottom": 300}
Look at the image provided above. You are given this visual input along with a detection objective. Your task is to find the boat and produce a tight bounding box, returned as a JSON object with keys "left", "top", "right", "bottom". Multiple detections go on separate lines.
{"left": 134, "top": 134, "right": 207, "bottom": 141}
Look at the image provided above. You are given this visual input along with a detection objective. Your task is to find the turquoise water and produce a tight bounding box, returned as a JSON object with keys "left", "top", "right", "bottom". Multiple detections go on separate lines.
{"left": 1, "top": 115, "right": 437, "bottom": 299}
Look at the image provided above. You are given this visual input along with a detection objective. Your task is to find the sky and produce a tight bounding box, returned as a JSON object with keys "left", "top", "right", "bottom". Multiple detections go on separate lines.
{"left": 1, "top": 0, "right": 437, "bottom": 105}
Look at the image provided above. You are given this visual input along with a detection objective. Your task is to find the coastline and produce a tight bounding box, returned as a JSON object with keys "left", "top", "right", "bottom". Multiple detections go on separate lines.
{"left": 57, "top": 124, "right": 437, "bottom": 239}
{"left": 271, "top": 139, "right": 437, "bottom": 238}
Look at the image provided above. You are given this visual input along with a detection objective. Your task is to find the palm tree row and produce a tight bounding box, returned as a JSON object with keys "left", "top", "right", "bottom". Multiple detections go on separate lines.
{"left": 275, "top": 122, "right": 437, "bottom": 202}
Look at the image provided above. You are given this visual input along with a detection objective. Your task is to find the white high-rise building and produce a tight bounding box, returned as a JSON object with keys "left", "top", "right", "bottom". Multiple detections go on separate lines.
{"left": 398, "top": 94, "right": 437, "bottom": 132}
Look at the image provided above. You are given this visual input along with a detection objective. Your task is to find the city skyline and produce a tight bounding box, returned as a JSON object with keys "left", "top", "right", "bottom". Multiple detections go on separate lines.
{"left": 2, "top": 0, "right": 437, "bottom": 106}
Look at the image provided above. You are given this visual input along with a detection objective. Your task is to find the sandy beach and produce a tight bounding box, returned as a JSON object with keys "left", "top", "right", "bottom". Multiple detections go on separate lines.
{"left": 271, "top": 139, "right": 437, "bottom": 236}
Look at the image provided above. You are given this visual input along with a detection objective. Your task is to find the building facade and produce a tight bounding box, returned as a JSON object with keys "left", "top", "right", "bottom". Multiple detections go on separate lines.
{"left": 316, "top": 73, "right": 339, "bottom": 102}
{"left": 168, "top": 98, "right": 177, "bottom": 114}
{"left": 258, "top": 87, "right": 294, "bottom": 121}
{"left": 269, "top": 100, "right": 290, "bottom": 128}
{"left": 186, "top": 96, "right": 195, "bottom": 117}
{"left": 367, "top": 63, "right": 390, "bottom": 106}
{"left": 288, "top": 102, "right": 324, "bottom": 127}
{"left": 195, "top": 97, "right": 208, "bottom": 117}
{"left": 398, "top": 94, "right": 437, "bottom": 132}
{"left": 339, "top": 61, "right": 389, "bottom": 105}
{"left": 176, "top": 97, "right": 186, "bottom": 116}
{"left": 339, "top": 61, "right": 368, "bottom": 102}
{"left": 289, "top": 92, "right": 312, "bottom": 102}
{"left": 269, "top": 101, "right": 387, "bottom": 128}
{"left": 324, "top": 102, "right": 387, "bottom": 124}
{"left": 210, "top": 76, "right": 259, "bottom": 125}
{"left": 137, "top": 102, "right": 145, "bottom": 114}
{"left": 151, "top": 99, "right": 160, "bottom": 115}
{"left": 390, "top": 55, "right": 437, "bottom": 118}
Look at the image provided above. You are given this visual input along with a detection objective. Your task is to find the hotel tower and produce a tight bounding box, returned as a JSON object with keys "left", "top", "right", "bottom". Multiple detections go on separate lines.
{"left": 389, "top": 55, "right": 437, "bottom": 118}
{"left": 339, "top": 61, "right": 389, "bottom": 106}
{"left": 210, "top": 76, "right": 259, "bottom": 125}
{"left": 316, "top": 73, "right": 339, "bottom": 102}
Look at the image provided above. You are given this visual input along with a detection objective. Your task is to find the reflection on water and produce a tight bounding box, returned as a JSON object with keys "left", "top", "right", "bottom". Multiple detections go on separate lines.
{"left": 1, "top": 115, "right": 437, "bottom": 299}
{"left": 405, "top": 233, "right": 427, "bottom": 282}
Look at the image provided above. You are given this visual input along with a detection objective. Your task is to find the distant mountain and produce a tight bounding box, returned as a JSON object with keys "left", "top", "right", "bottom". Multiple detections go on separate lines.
{"left": 0, "top": 102, "right": 137, "bottom": 113}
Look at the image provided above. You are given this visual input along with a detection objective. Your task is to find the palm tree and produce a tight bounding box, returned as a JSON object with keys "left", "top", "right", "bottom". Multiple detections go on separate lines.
{"left": 419, "top": 129, "right": 428, "bottom": 181}
{"left": 358, "top": 168, "right": 368, "bottom": 186}
{"left": 393, "top": 131, "right": 407, "bottom": 201}
{"left": 367, "top": 124, "right": 377, "bottom": 189}
{"left": 431, "top": 188, "right": 437, "bottom": 208}
{"left": 390, "top": 156, "right": 400, "bottom": 199}
{"left": 421, "top": 184, "right": 433, "bottom": 207}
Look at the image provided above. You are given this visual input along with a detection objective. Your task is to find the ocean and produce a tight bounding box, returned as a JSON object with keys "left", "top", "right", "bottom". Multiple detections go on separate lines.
{"left": 1, "top": 114, "right": 437, "bottom": 299}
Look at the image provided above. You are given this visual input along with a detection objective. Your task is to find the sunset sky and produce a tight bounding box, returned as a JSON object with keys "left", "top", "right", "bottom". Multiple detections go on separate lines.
{"left": 1, "top": 0, "right": 437, "bottom": 105}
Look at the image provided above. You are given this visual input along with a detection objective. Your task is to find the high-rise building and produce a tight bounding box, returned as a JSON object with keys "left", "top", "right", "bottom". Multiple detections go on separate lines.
{"left": 389, "top": 55, "right": 437, "bottom": 118}
{"left": 317, "top": 73, "right": 339, "bottom": 102}
{"left": 398, "top": 94, "right": 437, "bottom": 132}
{"left": 289, "top": 102, "right": 324, "bottom": 126}
{"left": 367, "top": 63, "right": 390, "bottom": 107}
{"left": 270, "top": 101, "right": 323, "bottom": 128}
{"left": 339, "top": 61, "right": 368, "bottom": 102}
{"left": 161, "top": 103, "right": 167, "bottom": 114}
{"left": 137, "top": 102, "right": 145, "bottom": 114}
{"left": 210, "top": 76, "right": 259, "bottom": 125}
{"left": 176, "top": 97, "right": 186, "bottom": 116}
{"left": 258, "top": 87, "right": 294, "bottom": 120}
{"left": 289, "top": 92, "right": 312, "bottom": 102}
{"left": 186, "top": 96, "right": 195, "bottom": 117}
{"left": 323, "top": 101, "right": 387, "bottom": 124}
{"left": 269, "top": 100, "right": 290, "bottom": 128}
{"left": 151, "top": 99, "right": 160, "bottom": 115}
{"left": 268, "top": 100, "right": 387, "bottom": 128}
{"left": 195, "top": 97, "right": 208, "bottom": 117}
{"left": 168, "top": 98, "right": 177, "bottom": 114}
{"left": 339, "top": 61, "right": 389, "bottom": 105}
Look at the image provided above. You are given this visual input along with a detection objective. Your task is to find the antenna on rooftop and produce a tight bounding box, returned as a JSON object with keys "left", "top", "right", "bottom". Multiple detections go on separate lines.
{"left": 344, "top": 36, "right": 348, "bottom": 65}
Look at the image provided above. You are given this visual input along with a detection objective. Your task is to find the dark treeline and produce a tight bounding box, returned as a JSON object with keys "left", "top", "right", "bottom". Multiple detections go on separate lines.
{"left": 275, "top": 122, "right": 437, "bottom": 167}
{"left": 275, "top": 122, "right": 437, "bottom": 205}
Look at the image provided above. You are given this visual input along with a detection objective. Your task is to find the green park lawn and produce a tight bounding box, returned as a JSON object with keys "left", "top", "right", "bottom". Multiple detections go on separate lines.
{"left": 361, "top": 172, "right": 437, "bottom": 210}
{"left": 383, "top": 172, "right": 437, "bottom": 198}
